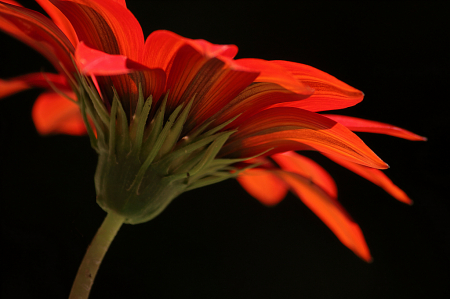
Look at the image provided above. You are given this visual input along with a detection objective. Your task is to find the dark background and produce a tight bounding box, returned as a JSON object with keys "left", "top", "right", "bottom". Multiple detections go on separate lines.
{"left": 1, "top": 1, "right": 449, "bottom": 298}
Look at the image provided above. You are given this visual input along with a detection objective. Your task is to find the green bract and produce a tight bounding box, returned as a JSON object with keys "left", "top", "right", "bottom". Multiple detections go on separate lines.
{"left": 76, "top": 74, "right": 258, "bottom": 224}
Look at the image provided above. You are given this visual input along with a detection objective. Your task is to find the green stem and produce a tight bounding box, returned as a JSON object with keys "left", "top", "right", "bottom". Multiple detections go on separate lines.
{"left": 69, "top": 212, "right": 125, "bottom": 299}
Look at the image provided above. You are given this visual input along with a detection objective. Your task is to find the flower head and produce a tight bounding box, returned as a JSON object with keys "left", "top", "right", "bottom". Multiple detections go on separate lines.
{"left": 0, "top": 0, "right": 425, "bottom": 261}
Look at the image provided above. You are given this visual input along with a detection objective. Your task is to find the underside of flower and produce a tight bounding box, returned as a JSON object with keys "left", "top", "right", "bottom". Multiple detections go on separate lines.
{"left": 77, "top": 74, "right": 260, "bottom": 224}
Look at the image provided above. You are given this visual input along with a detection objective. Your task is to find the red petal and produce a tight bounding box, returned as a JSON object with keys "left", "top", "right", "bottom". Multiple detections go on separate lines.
{"left": 270, "top": 60, "right": 364, "bottom": 112}
{"left": 221, "top": 107, "right": 388, "bottom": 169}
{"left": 36, "top": 0, "right": 78, "bottom": 46}
{"left": 211, "top": 82, "right": 311, "bottom": 129}
{"left": 236, "top": 58, "right": 313, "bottom": 95}
{"left": 193, "top": 39, "right": 238, "bottom": 59}
{"left": 323, "top": 114, "right": 427, "bottom": 141}
{"left": 272, "top": 152, "right": 337, "bottom": 199}
{"left": 143, "top": 30, "right": 189, "bottom": 71}
{"left": 75, "top": 41, "right": 150, "bottom": 75}
{"left": 157, "top": 45, "right": 205, "bottom": 112}
{"left": 94, "top": 69, "right": 166, "bottom": 119}
{"left": 0, "top": 2, "right": 75, "bottom": 73}
{"left": 1, "top": 1, "right": 22, "bottom": 6}
{"left": 32, "top": 91, "right": 86, "bottom": 135}
{"left": 274, "top": 170, "right": 372, "bottom": 262}
{"left": 143, "top": 30, "right": 238, "bottom": 71}
{"left": 51, "top": 0, "right": 144, "bottom": 60}
{"left": 143, "top": 30, "right": 247, "bottom": 112}
{"left": 111, "top": 0, "right": 127, "bottom": 7}
{"left": 0, "top": 72, "right": 69, "bottom": 99}
{"left": 75, "top": 43, "right": 165, "bottom": 118}
{"left": 181, "top": 57, "right": 259, "bottom": 133}
{"left": 324, "top": 153, "right": 413, "bottom": 204}
{"left": 237, "top": 168, "right": 289, "bottom": 206}
{"left": 162, "top": 43, "right": 255, "bottom": 115}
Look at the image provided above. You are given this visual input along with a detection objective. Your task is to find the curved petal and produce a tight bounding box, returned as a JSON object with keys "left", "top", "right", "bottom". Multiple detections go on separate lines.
{"left": 236, "top": 58, "right": 314, "bottom": 95}
{"left": 193, "top": 39, "right": 238, "bottom": 59}
{"left": 0, "top": 72, "right": 68, "bottom": 99}
{"left": 142, "top": 30, "right": 238, "bottom": 71}
{"left": 36, "top": 0, "right": 78, "bottom": 46}
{"left": 110, "top": 0, "right": 127, "bottom": 7}
{"left": 324, "top": 153, "right": 412, "bottom": 204}
{"left": 0, "top": 2, "right": 75, "bottom": 73}
{"left": 32, "top": 91, "right": 86, "bottom": 135}
{"left": 272, "top": 152, "right": 337, "bottom": 199}
{"left": 163, "top": 43, "right": 257, "bottom": 117}
{"left": 181, "top": 57, "right": 259, "bottom": 133}
{"left": 211, "top": 82, "right": 311, "bottom": 129}
{"left": 75, "top": 42, "right": 165, "bottom": 118}
{"left": 237, "top": 168, "right": 289, "bottom": 206}
{"left": 274, "top": 170, "right": 372, "bottom": 262}
{"left": 1, "top": 1, "right": 22, "bottom": 6}
{"left": 75, "top": 41, "right": 151, "bottom": 75}
{"left": 221, "top": 107, "right": 388, "bottom": 169}
{"left": 51, "top": 0, "right": 144, "bottom": 60}
{"left": 95, "top": 69, "right": 166, "bottom": 119}
{"left": 270, "top": 60, "right": 364, "bottom": 112}
{"left": 323, "top": 114, "right": 427, "bottom": 141}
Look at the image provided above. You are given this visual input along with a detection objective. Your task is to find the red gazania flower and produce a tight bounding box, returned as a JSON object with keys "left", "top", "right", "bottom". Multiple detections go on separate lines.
{"left": 0, "top": 0, "right": 425, "bottom": 266}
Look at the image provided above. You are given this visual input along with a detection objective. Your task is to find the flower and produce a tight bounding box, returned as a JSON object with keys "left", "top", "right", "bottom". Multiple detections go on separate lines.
{"left": 0, "top": 0, "right": 425, "bottom": 262}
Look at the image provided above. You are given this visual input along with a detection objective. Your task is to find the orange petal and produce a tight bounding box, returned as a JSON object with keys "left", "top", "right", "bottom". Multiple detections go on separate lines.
{"left": 0, "top": 78, "right": 28, "bottom": 99}
{"left": 274, "top": 170, "right": 372, "bottom": 262}
{"left": 51, "top": 0, "right": 144, "bottom": 60}
{"left": 181, "top": 57, "right": 259, "bottom": 133}
{"left": 193, "top": 39, "right": 238, "bottom": 59}
{"left": 324, "top": 153, "right": 413, "bottom": 205}
{"left": 0, "top": 2, "right": 75, "bottom": 73}
{"left": 75, "top": 41, "right": 151, "bottom": 75}
{"left": 323, "top": 114, "right": 427, "bottom": 141}
{"left": 0, "top": 72, "right": 68, "bottom": 99}
{"left": 163, "top": 43, "right": 256, "bottom": 115}
{"left": 143, "top": 30, "right": 189, "bottom": 71}
{"left": 1, "top": 1, "right": 22, "bottom": 6}
{"left": 110, "top": 0, "right": 127, "bottom": 7}
{"left": 74, "top": 41, "right": 165, "bottom": 118}
{"left": 237, "top": 168, "right": 289, "bottom": 206}
{"left": 143, "top": 30, "right": 238, "bottom": 71}
{"left": 36, "top": 0, "right": 78, "bottom": 46}
{"left": 272, "top": 152, "right": 337, "bottom": 199}
{"left": 211, "top": 82, "right": 311, "bottom": 130}
{"left": 221, "top": 107, "right": 388, "bottom": 169}
{"left": 32, "top": 91, "right": 86, "bottom": 135}
{"left": 270, "top": 60, "right": 364, "bottom": 112}
{"left": 236, "top": 58, "right": 313, "bottom": 95}
{"left": 161, "top": 44, "right": 207, "bottom": 111}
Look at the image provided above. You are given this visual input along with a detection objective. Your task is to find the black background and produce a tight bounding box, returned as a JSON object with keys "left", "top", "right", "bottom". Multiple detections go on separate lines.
{"left": 1, "top": 1, "right": 449, "bottom": 298}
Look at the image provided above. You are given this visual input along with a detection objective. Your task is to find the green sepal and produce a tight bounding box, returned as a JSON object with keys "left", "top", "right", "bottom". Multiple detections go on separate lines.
{"left": 78, "top": 74, "right": 109, "bottom": 127}
{"left": 158, "top": 96, "right": 194, "bottom": 158}
{"left": 135, "top": 102, "right": 183, "bottom": 177}
{"left": 200, "top": 114, "right": 241, "bottom": 139}
{"left": 114, "top": 90, "right": 131, "bottom": 157}
{"left": 76, "top": 75, "right": 266, "bottom": 225}
{"left": 154, "top": 131, "right": 231, "bottom": 175}
{"left": 77, "top": 87, "right": 98, "bottom": 152}
{"left": 140, "top": 93, "right": 167, "bottom": 160}
{"left": 108, "top": 92, "right": 118, "bottom": 158}
{"left": 130, "top": 94, "right": 153, "bottom": 156}
{"left": 134, "top": 83, "right": 145, "bottom": 118}
{"left": 184, "top": 131, "right": 234, "bottom": 178}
